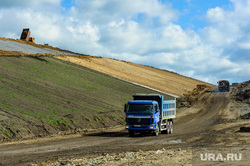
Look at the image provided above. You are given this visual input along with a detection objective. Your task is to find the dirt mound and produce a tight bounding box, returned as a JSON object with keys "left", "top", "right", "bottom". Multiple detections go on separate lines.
{"left": 231, "top": 80, "right": 250, "bottom": 102}
{"left": 182, "top": 84, "right": 212, "bottom": 105}
{"left": 228, "top": 80, "right": 250, "bottom": 120}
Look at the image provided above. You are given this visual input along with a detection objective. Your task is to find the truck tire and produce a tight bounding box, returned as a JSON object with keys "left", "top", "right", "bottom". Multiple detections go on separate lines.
{"left": 169, "top": 121, "right": 173, "bottom": 134}
{"left": 160, "top": 122, "right": 167, "bottom": 134}
{"left": 167, "top": 121, "right": 170, "bottom": 134}
{"left": 129, "top": 130, "right": 135, "bottom": 137}
{"left": 159, "top": 123, "right": 164, "bottom": 134}
{"left": 153, "top": 125, "right": 159, "bottom": 136}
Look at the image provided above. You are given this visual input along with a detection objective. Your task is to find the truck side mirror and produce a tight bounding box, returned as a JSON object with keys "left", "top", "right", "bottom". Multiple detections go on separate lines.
{"left": 124, "top": 104, "right": 128, "bottom": 113}
{"left": 154, "top": 105, "right": 159, "bottom": 113}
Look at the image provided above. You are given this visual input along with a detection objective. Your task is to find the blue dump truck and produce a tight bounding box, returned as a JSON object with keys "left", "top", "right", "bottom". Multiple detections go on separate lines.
{"left": 124, "top": 94, "right": 176, "bottom": 136}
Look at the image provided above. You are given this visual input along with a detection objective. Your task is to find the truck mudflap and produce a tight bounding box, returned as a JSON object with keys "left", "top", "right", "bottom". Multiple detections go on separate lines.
{"left": 160, "top": 119, "right": 174, "bottom": 134}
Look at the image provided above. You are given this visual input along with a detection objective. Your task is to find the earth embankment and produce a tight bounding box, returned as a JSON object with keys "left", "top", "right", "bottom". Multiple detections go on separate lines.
{"left": 0, "top": 38, "right": 213, "bottom": 97}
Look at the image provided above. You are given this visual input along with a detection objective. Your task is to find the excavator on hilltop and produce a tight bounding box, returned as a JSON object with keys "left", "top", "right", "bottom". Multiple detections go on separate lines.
{"left": 218, "top": 80, "right": 230, "bottom": 92}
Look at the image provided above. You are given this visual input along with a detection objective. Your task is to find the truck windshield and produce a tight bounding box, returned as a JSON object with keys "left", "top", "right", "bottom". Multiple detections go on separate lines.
{"left": 127, "top": 104, "right": 154, "bottom": 114}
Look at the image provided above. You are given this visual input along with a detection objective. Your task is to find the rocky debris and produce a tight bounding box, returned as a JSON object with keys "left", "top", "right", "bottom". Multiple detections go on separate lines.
{"left": 37, "top": 148, "right": 191, "bottom": 166}
{"left": 176, "top": 98, "right": 191, "bottom": 108}
{"left": 231, "top": 81, "right": 250, "bottom": 103}
{"left": 234, "top": 89, "right": 250, "bottom": 102}
{"left": 240, "top": 113, "right": 250, "bottom": 119}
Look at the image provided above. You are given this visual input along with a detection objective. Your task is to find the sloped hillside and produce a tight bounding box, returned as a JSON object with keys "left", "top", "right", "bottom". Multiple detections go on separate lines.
{"left": 56, "top": 55, "right": 213, "bottom": 96}
{"left": 0, "top": 56, "right": 165, "bottom": 141}
{"left": 0, "top": 38, "right": 213, "bottom": 97}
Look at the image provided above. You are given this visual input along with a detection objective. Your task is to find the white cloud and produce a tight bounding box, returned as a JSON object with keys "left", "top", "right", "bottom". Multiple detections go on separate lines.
{"left": 74, "top": 0, "right": 178, "bottom": 25}
{"left": 206, "top": 7, "right": 226, "bottom": 23}
{"left": 0, "top": 0, "right": 60, "bottom": 8}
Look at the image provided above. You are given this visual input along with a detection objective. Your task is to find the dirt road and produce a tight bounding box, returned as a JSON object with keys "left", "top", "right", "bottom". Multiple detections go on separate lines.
{"left": 0, "top": 88, "right": 249, "bottom": 166}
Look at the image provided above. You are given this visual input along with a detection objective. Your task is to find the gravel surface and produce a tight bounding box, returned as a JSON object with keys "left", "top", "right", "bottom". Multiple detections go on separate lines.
{"left": 38, "top": 148, "right": 192, "bottom": 166}
{"left": 0, "top": 40, "right": 76, "bottom": 55}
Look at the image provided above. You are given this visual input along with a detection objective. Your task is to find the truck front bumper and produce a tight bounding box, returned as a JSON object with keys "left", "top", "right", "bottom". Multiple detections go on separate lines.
{"left": 126, "top": 124, "right": 156, "bottom": 131}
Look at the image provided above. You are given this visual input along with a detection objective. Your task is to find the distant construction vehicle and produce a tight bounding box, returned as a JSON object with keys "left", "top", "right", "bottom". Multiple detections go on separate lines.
{"left": 218, "top": 80, "right": 230, "bottom": 92}
{"left": 20, "top": 28, "right": 35, "bottom": 43}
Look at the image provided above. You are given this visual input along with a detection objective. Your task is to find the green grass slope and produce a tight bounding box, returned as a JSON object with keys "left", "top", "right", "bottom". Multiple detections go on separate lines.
{"left": 0, "top": 56, "right": 171, "bottom": 141}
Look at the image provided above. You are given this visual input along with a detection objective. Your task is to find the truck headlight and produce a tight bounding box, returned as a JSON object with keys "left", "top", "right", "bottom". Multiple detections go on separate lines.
{"left": 126, "top": 125, "right": 129, "bottom": 129}
{"left": 149, "top": 125, "right": 154, "bottom": 129}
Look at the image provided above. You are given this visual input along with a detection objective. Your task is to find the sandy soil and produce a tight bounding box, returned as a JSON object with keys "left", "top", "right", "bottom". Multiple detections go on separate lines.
{"left": 55, "top": 55, "right": 213, "bottom": 97}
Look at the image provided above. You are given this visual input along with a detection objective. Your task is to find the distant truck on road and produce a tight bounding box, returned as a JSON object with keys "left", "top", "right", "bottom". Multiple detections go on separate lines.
{"left": 218, "top": 80, "right": 230, "bottom": 92}
{"left": 124, "top": 94, "right": 176, "bottom": 136}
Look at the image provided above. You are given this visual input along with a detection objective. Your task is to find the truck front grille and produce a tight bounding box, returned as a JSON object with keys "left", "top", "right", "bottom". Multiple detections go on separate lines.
{"left": 128, "top": 118, "right": 151, "bottom": 125}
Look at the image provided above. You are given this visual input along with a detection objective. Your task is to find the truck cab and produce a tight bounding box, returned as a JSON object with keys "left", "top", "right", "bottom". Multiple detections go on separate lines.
{"left": 125, "top": 100, "right": 160, "bottom": 136}
{"left": 124, "top": 94, "right": 176, "bottom": 136}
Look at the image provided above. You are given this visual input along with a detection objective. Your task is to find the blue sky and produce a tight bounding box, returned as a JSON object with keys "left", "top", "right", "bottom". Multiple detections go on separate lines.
{"left": 168, "top": 0, "right": 232, "bottom": 30}
{"left": 0, "top": 0, "right": 249, "bottom": 84}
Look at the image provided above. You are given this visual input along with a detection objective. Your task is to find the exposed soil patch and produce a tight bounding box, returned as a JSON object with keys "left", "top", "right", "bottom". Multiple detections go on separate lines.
{"left": 55, "top": 55, "right": 213, "bottom": 97}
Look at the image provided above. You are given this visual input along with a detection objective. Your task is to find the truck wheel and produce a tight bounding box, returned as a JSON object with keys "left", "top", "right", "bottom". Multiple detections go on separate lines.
{"left": 160, "top": 123, "right": 165, "bottom": 134}
{"left": 166, "top": 121, "right": 170, "bottom": 134}
{"left": 169, "top": 121, "right": 173, "bottom": 134}
{"left": 129, "top": 130, "right": 135, "bottom": 137}
{"left": 153, "top": 125, "right": 159, "bottom": 136}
